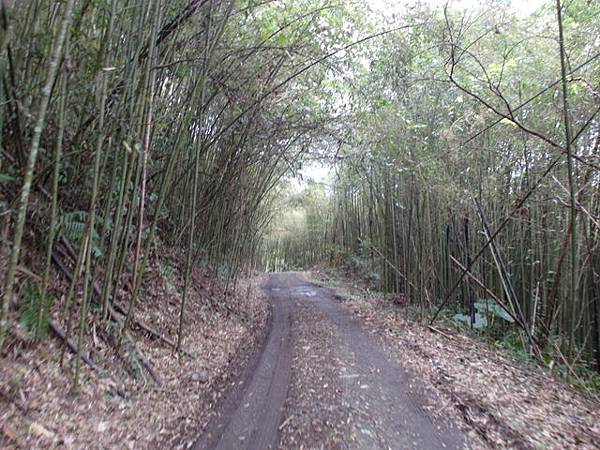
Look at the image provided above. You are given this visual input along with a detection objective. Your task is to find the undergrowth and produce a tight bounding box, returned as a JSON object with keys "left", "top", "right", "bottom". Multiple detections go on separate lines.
{"left": 313, "top": 262, "right": 600, "bottom": 396}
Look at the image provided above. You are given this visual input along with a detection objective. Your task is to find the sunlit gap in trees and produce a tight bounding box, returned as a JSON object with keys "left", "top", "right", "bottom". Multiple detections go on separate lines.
{"left": 367, "top": 0, "right": 547, "bottom": 17}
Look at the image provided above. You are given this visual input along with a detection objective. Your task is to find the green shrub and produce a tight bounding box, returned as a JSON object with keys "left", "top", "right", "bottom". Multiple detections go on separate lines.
{"left": 19, "top": 283, "right": 52, "bottom": 339}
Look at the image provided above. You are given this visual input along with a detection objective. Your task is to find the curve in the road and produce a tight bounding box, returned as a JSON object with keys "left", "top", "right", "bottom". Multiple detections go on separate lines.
{"left": 195, "top": 272, "right": 465, "bottom": 450}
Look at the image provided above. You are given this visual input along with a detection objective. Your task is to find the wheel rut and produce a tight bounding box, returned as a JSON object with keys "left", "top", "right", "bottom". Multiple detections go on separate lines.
{"left": 195, "top": 272, "right": 466, "bottom": 450}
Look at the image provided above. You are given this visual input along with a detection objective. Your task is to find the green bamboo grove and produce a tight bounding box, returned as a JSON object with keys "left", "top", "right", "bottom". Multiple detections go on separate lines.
{"left": 1, "top": 0, "right": 599, "bottom": 383}
{"left": 265, "top": 2, "right": 600, "bottom": 373}
{"left": 0, "top": 0, "right": 365, "bottom": 378}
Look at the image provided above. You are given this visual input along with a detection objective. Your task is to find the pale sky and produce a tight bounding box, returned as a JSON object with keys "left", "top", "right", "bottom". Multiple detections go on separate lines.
{"left": 367, "top": 0, "right": 548, "bottom": 17}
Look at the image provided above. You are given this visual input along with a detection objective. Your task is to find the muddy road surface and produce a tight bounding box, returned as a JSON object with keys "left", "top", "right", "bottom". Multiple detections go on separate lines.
{"left": 194, "top": 272, "right": 466, "bottom": 450}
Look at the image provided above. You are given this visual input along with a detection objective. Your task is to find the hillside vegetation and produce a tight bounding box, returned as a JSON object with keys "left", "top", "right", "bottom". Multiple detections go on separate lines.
{"left": 264, "top": 0, "right": 600, "bottom": 382}
{"left": 0, "top": 0, "right": 599, "bottom": 447}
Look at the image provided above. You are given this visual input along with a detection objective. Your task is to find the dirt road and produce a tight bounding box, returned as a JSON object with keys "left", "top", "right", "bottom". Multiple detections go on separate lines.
{"left": 194, "top": 272, "right": 466, "bottom": 449}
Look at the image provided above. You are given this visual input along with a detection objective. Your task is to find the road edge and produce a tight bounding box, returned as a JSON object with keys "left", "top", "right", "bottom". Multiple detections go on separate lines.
{"left": 191, "top": 278, "right": 275, "bottom": 449}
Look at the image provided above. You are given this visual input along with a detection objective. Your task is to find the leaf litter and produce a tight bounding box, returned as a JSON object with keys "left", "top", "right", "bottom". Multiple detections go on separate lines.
{"left": 308, "top": 269, "right": 600, "bottom": 450}
{"left": 0, "top": 246, "right": 270, "bottom": 449}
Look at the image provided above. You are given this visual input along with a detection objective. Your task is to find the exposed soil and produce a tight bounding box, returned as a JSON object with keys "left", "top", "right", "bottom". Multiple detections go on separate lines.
{"left": 193, "top": 274, "right": 291, "bottom": 450}
{"left": 5, "top": 266, "right": 596, "bottom": 449}
{"left": 201, "top": 272, "right": 467, "bottom": 450}
{"left": 308, "top": 268, "right": 600, "bottom": 450}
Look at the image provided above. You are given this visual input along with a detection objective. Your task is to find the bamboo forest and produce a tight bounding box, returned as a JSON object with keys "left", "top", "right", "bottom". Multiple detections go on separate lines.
{"left": 1, "top": 0, "right": 599, "bottom": 448}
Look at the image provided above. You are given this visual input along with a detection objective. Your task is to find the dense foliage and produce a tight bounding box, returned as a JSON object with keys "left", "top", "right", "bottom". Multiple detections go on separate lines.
{"left": 266, "top": 1, "right": 600, "bottom": 375}
{"left": 1, "top": 0, "right": 599, "bottom": 386}
{"left": 0, "top": 0, "right": 364, "bottom": 382}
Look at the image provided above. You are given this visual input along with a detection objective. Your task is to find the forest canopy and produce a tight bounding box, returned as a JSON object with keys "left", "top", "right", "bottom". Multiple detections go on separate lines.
{"left": 261, "top": 0, "right": 600, "bottom": 373}
{"left": 0, "top": 0, "right": 599, "bottom": 385}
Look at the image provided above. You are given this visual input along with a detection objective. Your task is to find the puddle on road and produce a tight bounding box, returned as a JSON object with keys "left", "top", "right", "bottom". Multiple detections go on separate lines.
{"left": 291, "top": 286, "right": 318, "bottom": 297}
{"left": 272, "top": 285, "right": 319, "bottom": 297}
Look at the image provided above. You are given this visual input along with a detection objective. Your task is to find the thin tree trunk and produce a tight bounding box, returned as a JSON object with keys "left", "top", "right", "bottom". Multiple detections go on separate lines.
{"left": 556, "top": 0, "right": 578, "bottom": 351}
{"left": 37, "top": 64, "right": 68, "bottom": 338}
{"left": 119, "top": 0, "right": 160, "bottom": 348}
{"left": 0, "top": 0, "right": 75, "bottom": 349}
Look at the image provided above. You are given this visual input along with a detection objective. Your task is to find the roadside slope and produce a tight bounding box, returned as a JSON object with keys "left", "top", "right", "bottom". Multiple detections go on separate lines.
{"left": 0, "top": 248, "right": 270, "bottom": 449}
